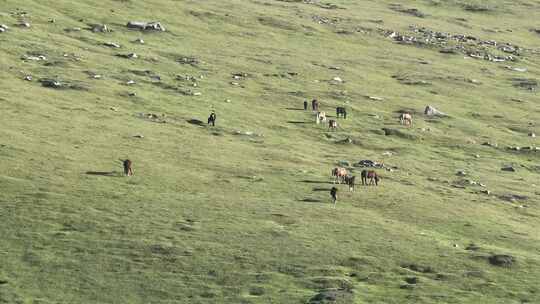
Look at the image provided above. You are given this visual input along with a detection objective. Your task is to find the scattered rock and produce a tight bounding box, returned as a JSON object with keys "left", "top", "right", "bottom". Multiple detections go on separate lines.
{"left": 338, "top": 160, "right": 351, "bottom": 167}
{"left": 103, "top": 42, "right": 120, "bottom": 48}
{"left": 40, "top": 79, "right": 62, "bottom": 88}
{"left": 404, "top": 277, "right": 419, "bottom": 285}
{"left": 18, "top": 22, "right": 31, "bottom": 28}
{"left": 64, "top": 27, "right": 82, "bottom": 32}
{"left": 133, "top": 134, "right": 144, "bottom": 139}
{"left": 126, "top": 80, "right": 136, "bottom": 85}
{"left": 90, "top": 24, "right": 110, "bottom": 33}
{"left": 355, "top": 160, "right": 384, "bottom": 168}
{"left": 22, "top": 55, "right": 47, "bottom": 61}
{"left": 133, "top": 38, "right": 145, "bottom": 44}
{"left": 466, "top": 243, "right": 481, "bottom": 251}
{"left": 332, "top": 76, "right": 343, "bottom": 83}
{"left": 488, "top": 254, "right": 515, "bottom": 267}
{"left": 366, "top": 96, "right": 384, "bottom": 101}
{"left": 505, "top": 66, "right": 527, "bottom": 72}
{"left": 24, "top": 75, "right": 32, "bottom": 81}
{"left": 482, "top": 142, "right": 498, "bottom": 148}
{"left": 0, "top": 24, "right": 8, "bottom": 32}
{"left": 529, "top": 132, "right": 536, "bottom": 138}
{"left": 424, "top": 105, "right": 447, "bottom": 117}
{"left": 501, "top": 166, "right": 516, "bottom": 172}
{"left": 456, "top": 170, "right": 467, "bottom": 176}
{"left": 499, "top": 194, "right": 528, "bottom": 202}
{"left": 308, "top": 290, "right": 354, "bottom": 304}
{"left": 127, "top": 21, "right": 165, "bottom": 32}
{"left": 117, "top": 53, "right": 138, "bottom": 59}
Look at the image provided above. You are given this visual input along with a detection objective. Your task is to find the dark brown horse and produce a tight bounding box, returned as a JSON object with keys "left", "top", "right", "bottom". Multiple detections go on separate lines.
{"left": 312, "top": 99, "right": 319, "bottom": 111}
{"left": 361, "top": 170, "right": 379, "bottom": 186}
{"left": 336, "top": 107, "right": 347, "bottom": 119}
{"left": 344, "top": 175, "right": 355, "bottom": 191}
{"left": 123, "top": 159, "right": 133, "bottom": 176}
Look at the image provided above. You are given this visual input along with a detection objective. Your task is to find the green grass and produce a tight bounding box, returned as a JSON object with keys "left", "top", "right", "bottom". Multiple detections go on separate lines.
{"left": 1, "top": 0, "right": 539, "bottom": 303}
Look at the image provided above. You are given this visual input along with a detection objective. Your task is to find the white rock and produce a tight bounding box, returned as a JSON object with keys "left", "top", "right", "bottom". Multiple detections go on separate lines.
{"left": 332, "top": 76, "right": 343, "bottom": 82}
{"left": 126, "top": 80, "right": 136, "bottom": 85}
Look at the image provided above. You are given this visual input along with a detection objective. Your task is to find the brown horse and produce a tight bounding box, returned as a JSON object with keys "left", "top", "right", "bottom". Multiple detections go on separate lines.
{"left": 123, "top": 159, "right": 133, "bottom": 176}
{"left": 361, "top": 170, "right": 379, "bottom": 186}
{"left": 328, "top": 119, "right": 338, "bottom": 130}
{"left": 332, "top": 167, "right": 348, "bottom": 184}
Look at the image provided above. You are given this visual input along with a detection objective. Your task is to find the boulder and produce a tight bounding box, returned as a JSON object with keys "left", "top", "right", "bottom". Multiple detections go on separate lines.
{"left": 127, "top": 21, "right": 165, "bottom": 32}
{"left": 424, "top": 105, "right": 447, "bottom": 117}
{"left": 501, "top": 166, "right": 516, "bottom": 172}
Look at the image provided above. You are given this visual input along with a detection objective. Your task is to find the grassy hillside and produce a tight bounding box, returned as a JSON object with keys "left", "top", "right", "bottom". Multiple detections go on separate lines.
{"left": 1, "top": 0, "right": 539, "bottom": 303}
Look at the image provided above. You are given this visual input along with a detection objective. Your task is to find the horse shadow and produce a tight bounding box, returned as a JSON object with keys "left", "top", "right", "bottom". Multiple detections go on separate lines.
{"left": 187, "top": 119, "right": 205, "bottom": 126}
{"left": 299, "top": 198, "right": 324, "bottom": 203}
{"left": 312, "top": 187, "right": 332, "bottom": 192}
{"left": 85, "top": 171, "right": 121, "bottom": 177}
{"left": 299, "top": 180, "right": 334, "bottom": 185}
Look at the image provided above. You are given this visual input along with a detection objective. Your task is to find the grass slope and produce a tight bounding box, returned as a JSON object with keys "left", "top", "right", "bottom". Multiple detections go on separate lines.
{"left": 1, "top": 0, "right": 539, "bottom": 303}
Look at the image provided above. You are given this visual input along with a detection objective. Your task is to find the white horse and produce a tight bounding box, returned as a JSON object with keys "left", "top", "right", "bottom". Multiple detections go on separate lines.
{"left": 316, "top": 111, "right": 327, "bottom": 124}
{"left": 399, "top": 113, "right": 413, "bottom": 126}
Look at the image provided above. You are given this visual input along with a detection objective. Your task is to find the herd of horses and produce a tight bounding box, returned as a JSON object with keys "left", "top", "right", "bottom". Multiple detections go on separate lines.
{"left": 122, "top": 98, "right": 414, "bottom": 208}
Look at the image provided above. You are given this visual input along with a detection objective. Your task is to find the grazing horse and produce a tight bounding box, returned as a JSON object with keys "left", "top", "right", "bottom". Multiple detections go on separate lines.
{"left": 332, "top": 167, "right": 348, "bottom": 184}
{"left": 344, "top": 175, "right": 356, "bottom": 192}
{"left": 399, "top": 113, "right": 412, "bottom": 126}
{"left": 316, "top": 111, "right": 327, "bottom": 124}
{"left": 336, "top": 107, "right": 347, "bottom": 119}
{"left": 330, "top": 187, "right": 338, "bottom": 208}
{"left": 361, "top": 170, "right": 380, "bottom": 186}
{"left": 312, "top": 99, "right": 319, "bottom": 111}
{"left": 123, "top": 159, "right": 133, "bottom": 176}
{"left": 208, "top": 112, "right": 217, "bottom": 126}
{"left": 328, "top": 119, "right": 338, "bottom": 130}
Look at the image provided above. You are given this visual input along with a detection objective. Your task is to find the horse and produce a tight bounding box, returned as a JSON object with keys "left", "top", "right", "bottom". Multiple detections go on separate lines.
{"left": 328, "top": 119, "right": 338, "bottom": 130}
{"left": 332, "top": 167, "right": 348, "bottom": 184}
{"left": 208, "top": 112, "right": 216, "bottom": 126}
{"left": 312, "top": 99, "right": 319, "bottom": 111}
{"left": 344, "top": 175, "right": 356, "bottom": 192}
{"left": 361, "top": 170, "right": 379, "bottom": 186}
{"left": 316, "top": 111, "right": 327, "bottom": 124}
{"left": 399, "top": 113, "right": 412, "bottom": 126}
{"left": 336, "top": 107, "right": 347, "bottom": 119}
{"left": 303, "top": 100, "right": 308, "bottom": 110}
{"left": 123, "top": 159, "right": 133, "bottom": 176}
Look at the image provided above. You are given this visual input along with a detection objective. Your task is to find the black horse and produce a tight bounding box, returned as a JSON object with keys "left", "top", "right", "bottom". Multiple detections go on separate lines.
{"left": 336, "top": 107, "right": 347, "bottom": 119}
{"left": 361, "top": 170, "right": 380, "bottom": 186}
{"left": 207, "top": 112, "right": 217, "bottom": 126}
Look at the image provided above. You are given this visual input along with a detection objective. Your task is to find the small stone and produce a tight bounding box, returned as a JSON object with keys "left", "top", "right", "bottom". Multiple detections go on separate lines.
{"left": 481, "top": 190, "right": 491, "bottom": 195}
{"left": 133, "top": 134, "right": 144, "bottom": 138}
{"left": 225, "top": 99, "right": 231, "bottom": 103}
{"left": 456, "top": 171, "right": 467, "bottom": 176}
{"left": 19, "top": 22, "right": 31, "bottom": 28}
{"left": 475, "top": 154, "right": 480, "bottom": 158}
{"left": 133, "top": 38, "right": 144, "bottom": 44}
{"left": 126, "top": 80, "right": 136, "bottom": 85}
{"left": 49, "top": 19, "right": 55, "bottom": 23}
{"left": 128, "top": 92, "right": 137, "bottom": 97}
{"left": 24, "top": 75, "right": 32, "bottom": 81}
{"left": 193, "top": 92, "right": 202, "bottom": 96}
{"left": 529, "top": 133, "right": 536, "bottom": 138}
{"left": 127, "top": 53, "right": 137, "bottom": 59}
{"left": 453, "top": 243, "right": 459, "bottom": 248}
{"left": 110, "top": 107, "right": 118, "bottom": 111}
{"left": 0, "top": 24, "right": 9, "bottom": 30}
{"left": 92, "top": 74, "right": 102, "bottom": 79}
{"left": 332, "top": 76, "right": 343, "bottom": 82}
